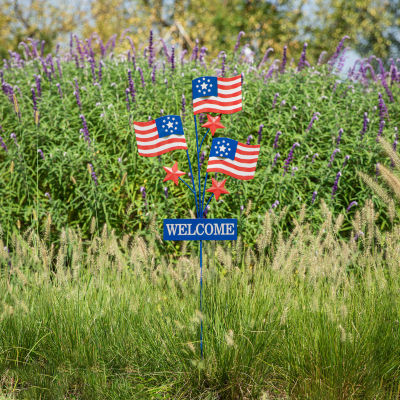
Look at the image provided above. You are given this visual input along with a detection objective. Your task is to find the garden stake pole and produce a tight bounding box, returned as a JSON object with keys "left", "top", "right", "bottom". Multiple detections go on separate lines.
{"left": 186, "top": 149, "right": 199, "bottom": 217}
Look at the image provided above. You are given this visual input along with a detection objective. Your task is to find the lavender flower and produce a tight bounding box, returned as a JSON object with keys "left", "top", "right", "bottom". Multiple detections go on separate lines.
{"left": 190, "top": 39, "right": 199, "bottom": 62}
{"left": 148, "top": 30, "right": 154, "bottom": 67}
{"left": 98, "top": 60, "right": 103, "bottom": 82}
{"left": 328, "top": 148, "right": 340, "bottom": 167}
{"left": 234, "top": 31, "right": 245, "bottom": 53}
{"left": 163, "top": 187, "right": 168, "bottom": 199}
{"left": 45, "top": 192, "right": 51, "bottom": 200}
{"left": 74, "top": 78, "right": 82, "bottom": 110}
{"left": 272, "top": 152, "right": 280, "bottom": 167}
{"left": 342, "top": 155, "right": 350, "bottom": 168}
{"left": 246, "top": 135, "right": 253, "bottom": 145}
{"left": 311, "top": 153, "right": 318, "bottom": 163}
{"left": 272, "top": 93, "right": 279, "bottom": 108}
{"left": 203, "top": 205, "right": 210, "bottom": 218}
{"left": 336, "top": 128, "right": 343, "bottom": 146}
{"left": 346, "top": 201, "right": 357, "bottom": 212}
{"left": 377, "top": 120, "right": 385, "bottom": 142}
{"left": 360, "top": 112, "right": 369, "bottom": 140}
{"left": 199, "top": 47, "right": 207, "bottom": 67}
{"left": 273, "top": 131, "right": 282, "bottom": 149}
{"left": 311, "top": 191, "right": 318, "bottom": 204}
{"left": 170, "top": 45, "right": 175, "bottom": 71}
{"left": 257, "top": 124, "right": 264, "bottom": 144}
{"left": 56, "top": 57, "right": 62, "bottom": 79}
{"left": 10, "top": 132, "right": 18, "bottom": 146}
{"left": 138, "top": 67, "right": 145, "bottom": 88}
{"left": 180, "top": 49, "right": 187, "bottom": 66}
{"left": 0, "top": 135, "right": 7, "bottom": 152}
{"left": 37, "top": 148, "right": 44, "bottom": 159}
{"left": 306, "top": 112, "right": 320, "bottom": 132}
{"left": 88, "top": 163, "right": 98, "bottom": 185}
{"left": 258, "top": 48, "right": 274, "bottom": 69}
{"left": 80, "top": 114, "right": 91, "bottom": 144}
{"left": 331, "top": 171, "right": 342, "bottom": 198}
{"left": 297, "top": 43, "right": 308, "bottom": 71}
{"left": 283, "top": 142, "right": 300, "bottom": 176}
{"left": 329, "top": 36, "right": 350, "bottom": 67}
{"left": 291, "top": 167, "right": 298, "bottom": 176}
{"left": 280, "top": 45, "right": 287, "bottom": 74}
{"left": 269, "top": 200, "right": 280, "bottom": 212}
{"left": 219, "top": 51, "right": 226, "bottom": 77}
{"left": 34, "top": 74, "right": 42, "bottom": 98}
{"left": 151, "top": 64, "right": 157, "bottom": 84}
{"left": 125, "top": 88, "right": 130, "bottom": 111}
{"left": 181, "top": 94, "right": 186, "bottom": 122}
{"left": 127, "top": 69, "right": 136, "bottom": 102}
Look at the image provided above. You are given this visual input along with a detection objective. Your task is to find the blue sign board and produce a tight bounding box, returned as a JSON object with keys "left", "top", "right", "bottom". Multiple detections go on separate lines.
{"left": 163, "top": 218, "right": 237, "bottom": 241}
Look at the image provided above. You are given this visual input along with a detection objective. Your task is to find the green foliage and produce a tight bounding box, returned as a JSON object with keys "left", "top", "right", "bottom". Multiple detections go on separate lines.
{"left": 0, "top": 43, "right": 399, "bottom": 249}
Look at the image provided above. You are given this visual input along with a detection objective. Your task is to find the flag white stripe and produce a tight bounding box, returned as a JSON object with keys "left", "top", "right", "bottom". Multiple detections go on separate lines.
{"left": 138, "top": 142, "right": 188, "bottom": 154}
{"left": 218, "top": 87, "right": 242, "bottom": 95}
{"left": 206, "top": 163, "right": 256, "bottom": 177}
{"left": 193, "top": 94, "right": 242, "bottom": 104}
{"left": 237, "top": 145, "right": 261, "bottom": 154}
{"left": 135, "top": 131, "right": 159, "bottom": 139}
{"left": 133, "top": 123, "right": 156, "bottom": 132}
{"left": 137, "top": 135, "right": 186, "bottom": 147}
{"left": 208, "top": 157, "right": 258, "bottom": 168}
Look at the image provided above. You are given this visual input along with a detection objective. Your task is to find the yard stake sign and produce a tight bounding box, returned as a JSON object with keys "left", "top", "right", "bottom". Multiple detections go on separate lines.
{"left": 133, "top": 74, "right": 260, "bottom": 357}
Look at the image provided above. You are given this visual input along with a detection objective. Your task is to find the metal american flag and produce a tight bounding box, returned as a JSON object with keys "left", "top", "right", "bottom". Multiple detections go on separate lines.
{"left": 206, "top": 137, "right": 260, "bottom": 180}
{"left": 192, "top": 75, "right": 242, "bottom": 115}
{"left": 133, "top": 115, "right": 188, "bottom": 157}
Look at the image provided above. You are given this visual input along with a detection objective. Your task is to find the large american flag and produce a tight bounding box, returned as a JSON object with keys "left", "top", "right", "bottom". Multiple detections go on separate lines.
{"left": 192, "top": 75, "right": 242, "bottom": 115}
{"left": 206, "top": 137, "right": 260, "bottom": 180}
{"left": 133, "top": 115, "right": 188, "bottom": 157}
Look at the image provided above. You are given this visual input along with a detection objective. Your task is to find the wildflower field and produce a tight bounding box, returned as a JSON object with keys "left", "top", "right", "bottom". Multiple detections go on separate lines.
{"left": 1, "top": 32, "right": 400, "bottom": 399}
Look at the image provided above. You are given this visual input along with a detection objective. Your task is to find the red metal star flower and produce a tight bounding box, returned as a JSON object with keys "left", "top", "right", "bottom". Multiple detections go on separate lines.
{"left": 206, "top": 178, "right": 230, "bottom": 201}
{"left": 163, "top": 161, "right": 186, "bottom": 186}
{"left": 201, "top": 114, "right": 225, "bottom": 136}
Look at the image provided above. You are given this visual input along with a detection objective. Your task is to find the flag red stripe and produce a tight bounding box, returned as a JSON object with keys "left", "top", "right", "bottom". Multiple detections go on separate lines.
{"left": 218, "top": 75, "right": 242, "bottom": 82}
{"left": 133, "top": 120, "right": 155, "bottom": 127}
{"left": 194, "top": 106, "right": 242, "bottom": 115}
{"left": 193, "top": 98, "right": 242, "bottom": 107}
{"left": 217, "top": 91, "right": 242, "bottom": 99}
{"left": 134, "top": 126, "right": 158, "bottom": 135}
{"left": 207, "top": 160, "right": 257, "bottom": 172}
{"left": 137, "top": 137, "right": 187, "bottom": 150}
{"left": 206, "top": 167, "right": 255, "bottom": 180}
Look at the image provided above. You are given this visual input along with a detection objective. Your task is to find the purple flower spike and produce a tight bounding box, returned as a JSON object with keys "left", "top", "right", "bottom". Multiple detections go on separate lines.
{"left": 37, "top": 148, "right": 44, "bottom": 159}
{"left": 80, "top": 114, "right": 91, "bottom": 144}
{"left": 127, "top": 69, "right": 136, "bottom": 103}
{"left": 273, "top": 131, "right": 282, "bottom": 149}
{"left": 148, "top": 30, "right": 154, "bottom": 67}
{"left": 234, "top": 31, "right": 245, "bottom": 53}
{"left": 269, "top": 200, "right": 280, "bottom": 212}
{"left": 306, "top": 112, "right": 320, "bottom": 132}
{"left": 342, "top": 155, "right": 350, "bottom": 168}
{"left": 258, "top": 47, "right": 274, "bottom": 69}
{"left": 138, "top": 67, "right": 145, "bottom": 88}
{"left": 280, "top": 45, "right": 287, "bottom": 74}
{"left": 151, "top": 64, "right": 156, "bottom": 84}
{"left": 360, "top": 112, "right": 369, "bottom": 140}
{"left": 297, "top": 42, "right": 308, "bottom": 72}
{"left": 329, "top": 36, "right": 350, "bottom": 67}
{"left": 283, "top": 142, "right": 300, "bottom": 176}
{"left": 164, "top": 187, "right": 168, "bottom": 199}
{"left": 199, "top": 47, "right": 207, "bottom": 67}
{"left": 180, "top": 49, "right": 187, "bottom": 66}
{"left": 125, "top": 88, "right": 130, "bottom": 112}
{"left": 181, "top": 94, "right": 186, "bottom": 122}
{"left": 246, "top": 135, "right": 253, "bottom": 145}
{"left": 88, "top": 163, "right": 98, "bottom": 185}
{"left": 170, "top": 45, "right": 175, "bottom": 71}
{"left": 328, "top": 148, "right": 340, "bottom": 168}
{"left": 10, "top": 132, "right": 18, "bottom": 147}
{"left": 0, "top": 136, "right": 7, "bottom": 152}
{"left": 336, "top": 128, "right": 343, "bottom": 146}
{"left": 45, "top": 192, "right": 51, "bottom": 200}
{"left": 272, "top": 93, "right": 279, "bottom": 108}
{"left": 190, "top": 39, "right": 199, "bottom": 62}
{"left": 203, "top": 205, "right": 210, "bottom": 218}
{"left": 31, "top": 87, "right": 37, "bottom": 113}
{"left": 272, "top": 152, "right": 280, "bottom": 167}
{"left": 219, "top": 51, "right": 226, "bottom": 77}
{"left": 346, "top": 201, "right": 357, "bottom": 212}
{"left": 311, "top": 191, "right": 318, "bottom": 204}
{"left": 257, "top": 124, "right": 264, "bottom": 144}
{"left": 331, "top": 171, "right": 342, "bottom": 198}
{"left": 34, "top": 74, "right": 42, "bottom": 98}
{"left": 311, "top": 153, "right": 319, "bottom": 163}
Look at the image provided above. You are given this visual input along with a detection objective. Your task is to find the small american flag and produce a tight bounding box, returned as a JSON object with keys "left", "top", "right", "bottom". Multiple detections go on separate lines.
{"left": 133, "top": 115, "right": 188, "bottom": 157}
{"left": 192, "top": 75, "right": 242, "bottom": 115}
{"left": 206, "top": 137, "right": 260, "bottom": 180}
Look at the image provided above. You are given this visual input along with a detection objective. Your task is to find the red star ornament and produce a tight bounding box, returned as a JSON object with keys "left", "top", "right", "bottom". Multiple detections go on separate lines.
{"left": 206, "top": 178, "right": 230, "bottom": 201}
{"left": 163, "top": 161, "right": 186, "bottom": 186}
{"left": 201, "top": 114, "right": 225, "bottom": 136}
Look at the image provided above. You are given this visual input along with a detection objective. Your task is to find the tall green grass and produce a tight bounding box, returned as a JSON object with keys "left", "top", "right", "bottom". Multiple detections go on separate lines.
{"left": 1, "top": 196, "right": 400, "bottom": 399}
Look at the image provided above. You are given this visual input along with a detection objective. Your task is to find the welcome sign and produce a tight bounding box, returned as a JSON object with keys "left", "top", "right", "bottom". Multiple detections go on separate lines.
{"left": 163, "top": 219, "right": 237, "bottom": 241}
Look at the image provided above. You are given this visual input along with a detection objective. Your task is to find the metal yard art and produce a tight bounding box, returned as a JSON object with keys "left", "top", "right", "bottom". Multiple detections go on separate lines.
{"left": 133, "top": 74, "right": 260, "bottom": 357}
